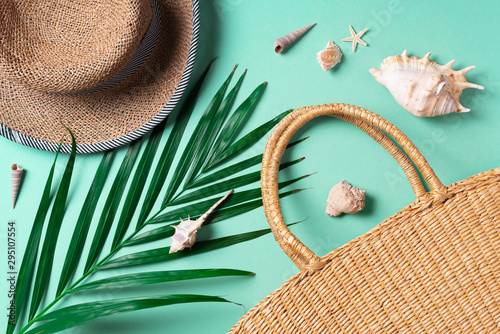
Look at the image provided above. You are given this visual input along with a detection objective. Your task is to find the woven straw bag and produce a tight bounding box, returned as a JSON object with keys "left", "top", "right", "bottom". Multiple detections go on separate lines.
{"left": 229, "top": 104, "right": 500, "bottom": 333}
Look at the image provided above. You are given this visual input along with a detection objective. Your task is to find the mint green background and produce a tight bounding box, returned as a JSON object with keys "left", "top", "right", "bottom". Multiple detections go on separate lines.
{"left": 1, "top": 1, "right": 499, "bottom": 333}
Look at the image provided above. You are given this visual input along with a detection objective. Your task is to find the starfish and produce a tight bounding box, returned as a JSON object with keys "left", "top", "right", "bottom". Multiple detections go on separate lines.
{"left": 342, "top": 25, "right": 368, "bottom": 52}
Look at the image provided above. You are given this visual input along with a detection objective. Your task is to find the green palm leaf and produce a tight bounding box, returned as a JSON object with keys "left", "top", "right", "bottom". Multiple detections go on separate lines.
{"left": 150, "top": 177, "right": 305, "bottom": 225}
{"left": 6, "top": 144, "right": 61, "bottom": 334}
{"left": 162, "top": 66, "right": 236, "bottom": 206}
{"left": 206, "top": 109, "right": 292, "bottom": 170}
{"left": 207, "top": 189, "right": 306, "bottom": 224}
{"left": 99, "top": 228, "right": 274, "bottom": 270}
{"left": 126, "top": 187, "right": 307, "bottom": 247}
{"left": 137, "top": 60, "right": 215, "bottom": 227}
{"left": 112, "top": 123, "right": 165, "bottom": 248}
{"left": 68, "top": 269, "right": 254, "bottom": 294}
{"left": 84, "top": 140, "right": 142, "bottom": 272}
{"left": 204, "top": 81, "right": 267, "bottom": 170}
{"left": 27, "top": 295, "right": 231, "bottom": 334}
{"left": 56, "top": 150, "right": 115, "bottom": 296}
{"left": 11, "top": 61, "right": 311, "bottom": 334}
{"left": 184, "top": 69, "right": 247, "bottom": 186}
{"left": 169, "top": 157, "right": 304, "bottom": 206}
{"left": 190, "top": 154, "right": 263, "bottom": 189}
{"left": 189, "top": 136, "right": 308, "bottom": 189}
{"left": 29, "top": 130, "right": 76, "bottom": 319}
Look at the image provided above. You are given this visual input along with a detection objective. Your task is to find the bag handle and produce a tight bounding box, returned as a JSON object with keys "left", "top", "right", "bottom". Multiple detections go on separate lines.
{"left": 261, "top": 104, "right": 446, "bottom": 271}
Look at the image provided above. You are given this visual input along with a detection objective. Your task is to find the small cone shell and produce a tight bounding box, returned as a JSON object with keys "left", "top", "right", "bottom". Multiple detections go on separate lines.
{"left": 11, "top": 164, "right": 23, "bottom": 208}
{"left": 274, "top": 23, "right": 316, "bottom": 53}
{"left": 317, "top": 41, "right": 342, "bottom": 71}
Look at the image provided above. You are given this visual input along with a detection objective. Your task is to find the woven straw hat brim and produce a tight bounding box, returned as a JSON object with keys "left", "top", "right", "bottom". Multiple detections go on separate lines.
{"left": 0, "top": 0, "right": 200, "bottom": 154}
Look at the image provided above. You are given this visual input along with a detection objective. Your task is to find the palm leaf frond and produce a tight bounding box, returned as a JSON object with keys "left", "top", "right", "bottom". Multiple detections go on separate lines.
{"left": 29, "top": 131, "right": 76, "bottom": 319}
{"left": 7, "top": 144, "right": 62, "bottom": 334}
{"left": 190, "top": 136, "right": 308, "bottom": 189}
{"left": 27, "top": 295, "right": 231, "bottom": 334}
{"left": 56, "top": 150, "right": 115, "bottom": 296}
{"left": 126, "top": 187, "right": 308, "bottom": 247}
{"left": 207, "top": 188, "right": 307, "bottom": 224}
{"left": 149, "top": 166, "right": 311, "bottom": 226}
{"left": 112, "top": 123, "right": 165, "bottom": 248}
{"left": 162, "top": 65, "right": 236, "bottom": 206}
{"left": 68, "top": 269, "right": 254, "bottom": 294}
{"left": 99, "top": 228, "right": 274, "bottom": 270}
{"left": 204, "top": 81, "right": 267, "bottom": 170}
{"left": 190, "top": 154, "right": 263, "bottom": 189}
{"left": 84, "top": 140, "right": 142, "bottom": 272}
{"left": 184, "top": 69, "right": 248, "bottom": 186}
{"left": 169, "top": 156, "right": 304, "bottom": 207}
{"left": 137, "top": 60, "right": 215, "bottom": 227}
{"left": 12, "top": 61, "right": 311, "bottom": 334}
{"left": 206, "top": 109, "right": 292, "bottom": 170}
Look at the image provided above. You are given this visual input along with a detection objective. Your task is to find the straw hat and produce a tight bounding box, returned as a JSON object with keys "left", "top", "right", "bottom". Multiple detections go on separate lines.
{"left": 0, "top": 0, "right": 200, "bottom": 153}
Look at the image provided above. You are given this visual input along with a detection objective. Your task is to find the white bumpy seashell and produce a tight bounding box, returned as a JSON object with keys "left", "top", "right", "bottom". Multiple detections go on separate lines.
{"left": 317, "top": 40, "right": 342, "bottom": 72}
{"left": 369, "top": 51, "right": 484, "bottom": 117}
{"left": 169, "top": 190, "right": 233, "bottom": 254}
{"left": 326, "top": 180, "right": 365, "bottom": 217}
{"left": 274, "top": 23, "right": 316, "bottom": 54}
{"left": 12, "top": 164, "right": 23, "bottom": 208}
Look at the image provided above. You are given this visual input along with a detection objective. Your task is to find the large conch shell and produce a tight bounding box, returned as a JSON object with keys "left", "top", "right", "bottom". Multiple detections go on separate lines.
{"left": 326, "top": 180, "right": 365, "bottom": 217}
{"left": 369, "top": 51, "right": 484, "bottom": 117}
{"left": 274, "top": 23, "right": 316, "bottom": 54}
{"left": 317, "top": 40, "right": 342, "bottom": 72}
{"left": 11, "top": 164, "right": 23, "bottom": 208}
{"left": 169, "top": 190, "right": 233, "bottom": 254}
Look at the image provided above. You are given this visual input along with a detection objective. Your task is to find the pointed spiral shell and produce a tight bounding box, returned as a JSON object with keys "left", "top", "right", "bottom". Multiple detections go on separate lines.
{"left": 12, "top": 164, "right": 23, "bottom": 208}
{"left": 274, "top": 23, "right": 316, "bottom": 54}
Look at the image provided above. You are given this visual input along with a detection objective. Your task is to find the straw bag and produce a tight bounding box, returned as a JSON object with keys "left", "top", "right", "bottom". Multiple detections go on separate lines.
{"left": 229, "top": 104, "right": 500, "bottom": 333}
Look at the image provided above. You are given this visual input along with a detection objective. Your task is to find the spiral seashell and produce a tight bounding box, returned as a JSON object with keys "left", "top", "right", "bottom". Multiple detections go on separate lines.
{"left": 11, "top": 164, "right": 24, "bottom": 208}
{"left": 169, "top": 190, "right": 233, "bottom": 254}
{"left": 326, "top": 180, "right": 365, "bottom": 217}
{"left": 274, "top": 23, "right": 316, "bottom": 54}
{"left": 369, "top": 51, "right": 484, "bottom": 117}
{"left": 317, "top": 40, "right": 342, "bottom": 71}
